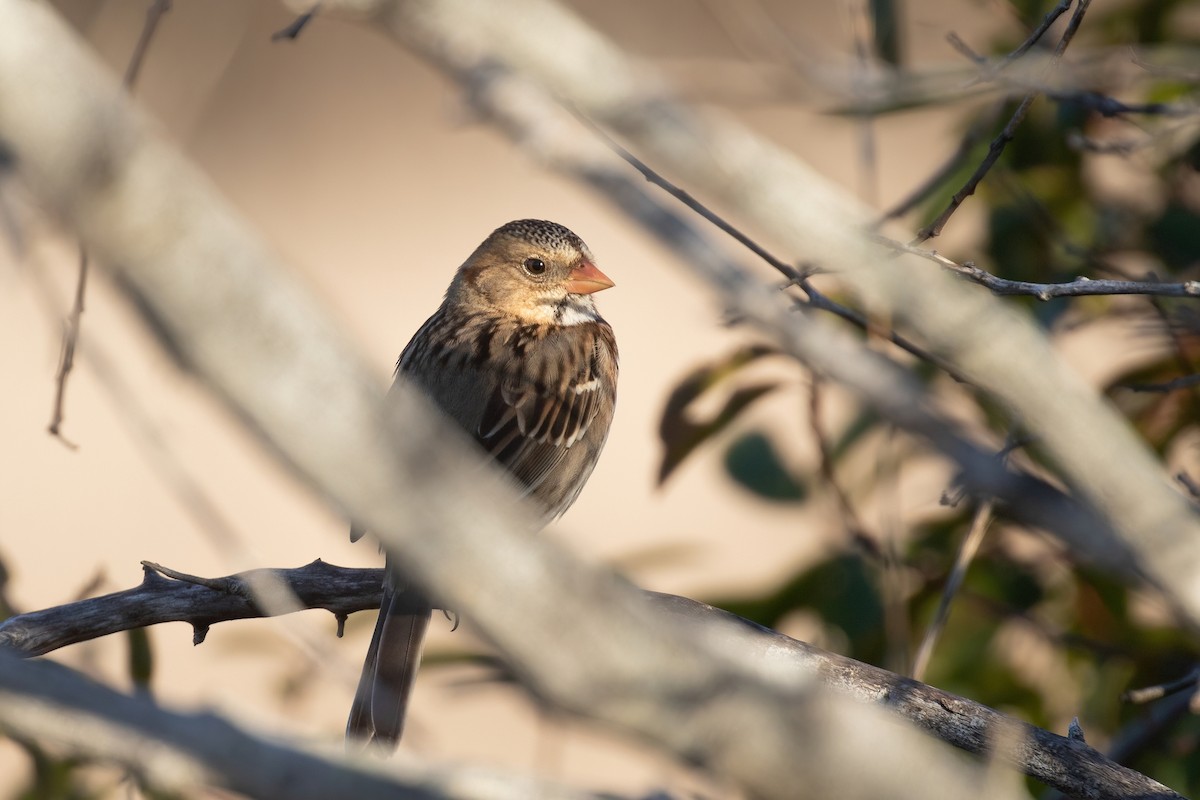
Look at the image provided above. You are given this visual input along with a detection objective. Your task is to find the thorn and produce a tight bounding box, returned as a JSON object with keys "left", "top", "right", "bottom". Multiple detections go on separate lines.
{"left": 192, "top": 624, "right": 209, "bottom": 646}
{"left": 335, "top": 613, "right": 347, "bottom": 638}
{"left": 1067, "top": 717, "right": 1085, "bottom": 742}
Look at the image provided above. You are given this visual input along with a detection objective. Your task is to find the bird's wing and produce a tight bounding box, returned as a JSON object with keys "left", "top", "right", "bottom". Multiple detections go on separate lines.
{"left": 477, "top": 372, "right": 600, "bottom": 495}
{"left": 474, "top": 325, "right": 612, "bottom": 505}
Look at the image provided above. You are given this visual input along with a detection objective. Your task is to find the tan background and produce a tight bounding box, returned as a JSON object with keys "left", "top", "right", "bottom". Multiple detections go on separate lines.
{"left": 0, "top": 1, "right": 1045, "bottom": 796}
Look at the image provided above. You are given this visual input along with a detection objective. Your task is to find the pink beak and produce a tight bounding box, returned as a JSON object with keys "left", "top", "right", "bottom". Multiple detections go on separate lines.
{"left": 564, "top": 261, "right": 615, "bottom": 295}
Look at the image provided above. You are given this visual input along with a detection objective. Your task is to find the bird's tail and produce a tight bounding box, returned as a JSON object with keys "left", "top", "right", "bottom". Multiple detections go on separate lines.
{"left": 346, "top": 585, "right": 432, "bottom": 751}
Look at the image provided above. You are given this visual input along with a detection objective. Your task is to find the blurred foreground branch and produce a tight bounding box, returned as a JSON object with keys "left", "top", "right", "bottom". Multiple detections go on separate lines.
{"left": 293, "top": 0, "right": 1200, "bottom": 622}
{"left": 0, "top": 566, "right": 1180, "bottom": 800}
{"left": 0, "top": 651, "right": 605, "bottom": 800}
{"left": 0, "top": 3, "right": 1005, "bottom": 798}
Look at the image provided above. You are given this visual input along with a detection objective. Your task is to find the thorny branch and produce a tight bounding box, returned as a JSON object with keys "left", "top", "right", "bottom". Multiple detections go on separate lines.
{"left": 0, "top": 560, "right": 382, "bottom": 656}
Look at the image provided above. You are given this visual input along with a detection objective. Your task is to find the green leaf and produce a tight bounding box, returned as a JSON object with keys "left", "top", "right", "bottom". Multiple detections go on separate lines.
{"left": 723, "top": 431, "right": 806, "bottom": 502}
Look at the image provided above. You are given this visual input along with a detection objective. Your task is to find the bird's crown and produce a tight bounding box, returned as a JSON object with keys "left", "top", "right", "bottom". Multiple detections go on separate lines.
{"left": 491, "top": 219, "right": 586, "bottom": 253}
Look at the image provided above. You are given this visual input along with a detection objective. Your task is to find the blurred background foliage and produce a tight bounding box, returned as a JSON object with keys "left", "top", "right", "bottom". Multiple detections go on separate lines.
{"left": 655, "top": 0, "right": 1200, "bottom": 795}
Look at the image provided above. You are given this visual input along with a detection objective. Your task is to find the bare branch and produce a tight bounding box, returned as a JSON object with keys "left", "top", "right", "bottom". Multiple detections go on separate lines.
{"left": 911, "top": 498, "right": 995, "bottom": 681}
{"left": 121, "top": 0, "right": 172, "bottom": 88}
{"left": 880, "top": 236, "right": 1200, "bottom": 299}
{"left": 1, "top": 567, "right": 1182, "bottom": 800}
{"left": 972, "top": 0, "right": 1073, "bottom": 81}
{"left": 946, "top": 264, "right": 1200, "bottom": 300}
{"left": 0, "top": 561, "right": 382, "bottom": 656}
{"left": 46, "top": 247, "right": 87, "bottom": 446}
{"left": 877, "top": 101, "right": 1006, "bottom": 222}
{"left": 916, "top": 0, "right": 1093, "bottom": 242}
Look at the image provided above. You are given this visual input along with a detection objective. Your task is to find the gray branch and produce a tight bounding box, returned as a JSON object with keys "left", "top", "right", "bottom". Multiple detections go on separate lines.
{"left": 0, "top": 565, "right": 1181, "bottom": 800}
{"left": 947, "top": 262, "right": 1200, "bottom": 300}
{"left": 0, "top": 650, "right": 613, "bottom": 800}
{"left": 0, "top": 560, "right": 383, "bottom": 656}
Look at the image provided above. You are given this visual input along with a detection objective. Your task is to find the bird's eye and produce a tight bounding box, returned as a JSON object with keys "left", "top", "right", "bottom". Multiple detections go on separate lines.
{"left": 523, "top": 257, "right": 547, "bottom": 275}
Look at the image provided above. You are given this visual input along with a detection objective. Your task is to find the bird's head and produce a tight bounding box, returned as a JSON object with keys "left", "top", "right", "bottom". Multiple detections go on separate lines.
{"left": 450, "top": 219, "right": 614, "bottom": 325}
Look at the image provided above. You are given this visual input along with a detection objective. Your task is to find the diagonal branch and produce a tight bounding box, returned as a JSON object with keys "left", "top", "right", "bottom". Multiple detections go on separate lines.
{"left": 915, "top": 0, "right": 1092, "bottom": 241}
{"left": 0, "top": 650, "right": 609, "bottom": 800}
{"left": 317, "top": 0, "right": 1200, "bottom": 626}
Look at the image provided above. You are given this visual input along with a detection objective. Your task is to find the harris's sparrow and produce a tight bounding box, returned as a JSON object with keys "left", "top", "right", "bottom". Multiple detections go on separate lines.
{"left": 347, "top": 219, "right": 619, "bottom": 750}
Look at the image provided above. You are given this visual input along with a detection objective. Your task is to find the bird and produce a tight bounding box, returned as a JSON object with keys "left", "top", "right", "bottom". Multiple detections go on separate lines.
{"left": 346, "top": 219, "right": 619, "bottom": 751}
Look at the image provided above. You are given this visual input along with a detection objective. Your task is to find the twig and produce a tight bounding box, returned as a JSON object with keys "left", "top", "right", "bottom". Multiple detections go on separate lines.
{"left": 122, "top": 0, "right": 171, "bottom": 87}
{"left": 808, "top": 377, "right": 876, "bottom": 556}
{"left": 878, "top": 426, "right": 912, "bottom": 675}
{"left": 141, "top": 560, "right": 252, "bottom": 597}
{"left": 981, "top": 0, "right": 1073, "bottom": 79}
{"left": 876, "top": 101, "right": 1005, "bottom": 222}
{"left": 573, "top": 112, "right": 967, "bottom": 378}
{"left": 1122, "top": 666, "right": 1200, "bottom": 705}
{"left": 953, "top": 270, "right": 1200, "bottom": 300}
{"left": 1101, "top": 689, "right": 1195, "bottom": 776}
{"left": 47, "top": 0, "right": 170, "bottom": 447}
{"left": 911, "top": 498, "right": 995, "bottom": 681}
{"left": 945, "top": 32, "right": 986, "bottom": 65}
{"left": 916, "top": 0, "right": 1093, "bottom": 241}
{"left": 914, "top": 94, "right": 1037, "bottom": 242}
{"left": 46, "top": 248, "right": 87, "bottom": 446}
{"left": 878, "top": 235, "right": 1200, "bottom": 299}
